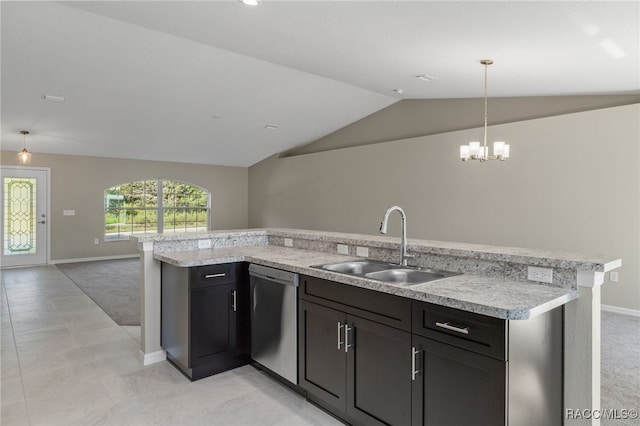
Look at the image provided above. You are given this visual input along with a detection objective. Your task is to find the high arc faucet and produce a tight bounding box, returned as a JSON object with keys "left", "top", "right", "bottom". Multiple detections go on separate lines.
{"left": 379, "top": 206, "right": 412, "bottom": 267}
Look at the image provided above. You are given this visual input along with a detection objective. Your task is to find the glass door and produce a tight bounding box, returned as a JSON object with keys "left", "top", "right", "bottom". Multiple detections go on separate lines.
{"left": 1, "top": 167, "right": 49, "bottom": 267}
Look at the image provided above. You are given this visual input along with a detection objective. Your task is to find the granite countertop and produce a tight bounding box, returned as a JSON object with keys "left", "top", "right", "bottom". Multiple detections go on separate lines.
{"left": 155, "top": 245, "right": 577, "bottom": 320}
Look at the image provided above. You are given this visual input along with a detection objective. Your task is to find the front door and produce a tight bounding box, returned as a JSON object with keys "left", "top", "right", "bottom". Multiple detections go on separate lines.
{"left": 1, "top": 167, "right": 49, "bottom": 267}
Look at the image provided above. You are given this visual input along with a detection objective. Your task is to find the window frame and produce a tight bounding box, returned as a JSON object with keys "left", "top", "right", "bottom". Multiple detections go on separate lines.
{"left": 104, "top": 179, "right": 210, "bottom": 241}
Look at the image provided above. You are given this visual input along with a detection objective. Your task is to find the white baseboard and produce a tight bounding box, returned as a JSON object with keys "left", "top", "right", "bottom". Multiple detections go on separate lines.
{"left": 601, "top": 304, "right": 640, "bottom": 317}
{"left": 139, "top": 349, "right": 166, "bottom": 366}
{"left": 52, "top": 254, "right": 140, "bottom": 264}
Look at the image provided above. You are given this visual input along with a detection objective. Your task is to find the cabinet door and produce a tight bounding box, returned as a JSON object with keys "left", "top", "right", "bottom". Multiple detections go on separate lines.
{"left": 347, "top": 315, "right": 412, "bottom": 426}
{"left": 190, "top": 282, "right": 236, "bottom": 368}
{"left": 411, "top": 335, "right": 506, "bottom": 426}
{"left": 298, "top": 300, "right": 347, "bottom": 413}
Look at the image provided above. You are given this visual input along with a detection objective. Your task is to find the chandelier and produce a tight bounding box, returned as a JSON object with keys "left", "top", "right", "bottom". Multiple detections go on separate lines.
{"left": 460, "top": 60, "right": 510, "bottom": 162}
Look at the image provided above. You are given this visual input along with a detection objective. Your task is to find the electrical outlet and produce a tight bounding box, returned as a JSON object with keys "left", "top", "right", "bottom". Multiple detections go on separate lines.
{"left": 527, "top": 266, "right": 553, "bottom": 284}
{"left": 284, "top": 238, "right": 293, "bottom": 247}
{"left": 356, "top": 246, "right": 369, "bottom": 257}
{"left": 198, "top": 239, "right": 212, "bottom": 249}
{"left": 337, "top": 244, "right": 349, "bottom": 255}
{"left": 610, "top": 271, "right": 619, "bottom": 282}
{"left": 94, "top": 238, "right": 99, "bottom": 245}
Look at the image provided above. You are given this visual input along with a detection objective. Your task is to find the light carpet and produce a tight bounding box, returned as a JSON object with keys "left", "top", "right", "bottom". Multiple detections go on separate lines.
{"left": 57, "top": 258, "right": 140, "bottom": 325}
{"left": 601, "top": 310, "right": 640, "bottom": 425}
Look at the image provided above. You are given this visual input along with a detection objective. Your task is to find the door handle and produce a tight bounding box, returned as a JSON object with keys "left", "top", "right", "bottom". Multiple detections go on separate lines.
{"left": 38, "top": 221, "right": 46, "bottom": 224}
{"left": 411, "top": 346, "right": 421, "bottom": 381}
{"left": 337, "top": 322, "right": 344, "bottom": 350}
{"left": 344, "top": 324, "right": 353, "bottom": 353}
{"left": 231, "top": 290, "right": 237, "bottom": 312}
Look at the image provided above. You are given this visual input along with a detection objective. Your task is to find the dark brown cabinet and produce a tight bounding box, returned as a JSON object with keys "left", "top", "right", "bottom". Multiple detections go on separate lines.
{"left": 411, "top": 300, "right": 563, "bottom": 426}
{"left": 161, "top": 262, "right": 250, "bottom": 380}
{"left": 347, "top": 314, "right": 412, "bottom": 426}
{"left": 299, "top": 275, "right": 563, "bottom": 426}
{"left": 298, "top": 300, "right": 347, "bottom": 411}
{"left": 299, "top": 276, "right": 412, "bottom": 426}
{"left": 411, "top": 335, "right": 506, "bottom": 426}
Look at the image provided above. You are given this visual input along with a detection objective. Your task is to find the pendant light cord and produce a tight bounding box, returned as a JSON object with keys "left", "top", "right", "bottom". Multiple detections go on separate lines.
{"left": 483, "top": 61, "right": 489, "bottom": 155}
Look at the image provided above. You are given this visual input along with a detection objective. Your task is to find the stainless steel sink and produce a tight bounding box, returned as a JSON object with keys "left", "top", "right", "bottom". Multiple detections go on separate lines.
{"left": 313, "top": 260, "right": 460, "bottom": 285}
{"left": 364, "top": 268, "right": 456, "bottom": 284}
{"left": 320, "top": 260, "right": 390, "bottom": 275}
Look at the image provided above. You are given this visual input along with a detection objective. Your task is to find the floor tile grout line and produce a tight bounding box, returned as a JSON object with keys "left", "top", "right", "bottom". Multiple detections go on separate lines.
{"left": 3, "top": 275, "right": 33, "bottom": 426}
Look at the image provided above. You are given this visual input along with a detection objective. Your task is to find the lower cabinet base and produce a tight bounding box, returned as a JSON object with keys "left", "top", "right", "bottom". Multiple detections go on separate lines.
{"left": 166, "top": 351, "right": 250, "bottom": 381}
{"left": 304, "top": 391, "right": 353, "bottom": 426}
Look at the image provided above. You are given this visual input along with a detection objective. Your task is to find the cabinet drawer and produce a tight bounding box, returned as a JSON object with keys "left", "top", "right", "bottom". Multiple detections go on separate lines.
{"left": 299, "top": 275, "right": 411, "bottom": 331}
{"left": 412, "top": 301, "right": 506, "bottom": 360}
{"left": 190, "top": 264, "right": 235, "bottom": 288}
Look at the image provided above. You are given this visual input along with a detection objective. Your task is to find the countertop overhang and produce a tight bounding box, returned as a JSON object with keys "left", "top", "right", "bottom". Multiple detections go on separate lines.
{"left": 155, "top": 245, "right": 577, "bottom": 320}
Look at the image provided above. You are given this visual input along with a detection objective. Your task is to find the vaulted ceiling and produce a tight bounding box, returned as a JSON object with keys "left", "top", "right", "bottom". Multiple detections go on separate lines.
{"left": 2, "top": 1, "right": 638, "bottom": 167}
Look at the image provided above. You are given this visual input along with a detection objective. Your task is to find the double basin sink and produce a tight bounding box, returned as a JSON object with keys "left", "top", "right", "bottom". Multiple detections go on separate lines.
{"left": 313, "top": 259, "right": 460, "bottom": 286}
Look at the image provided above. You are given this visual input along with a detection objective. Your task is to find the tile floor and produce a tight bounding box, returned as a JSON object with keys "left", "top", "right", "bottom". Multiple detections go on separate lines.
{"left": 1, "top": 266, "right": 341, "bottom": 426}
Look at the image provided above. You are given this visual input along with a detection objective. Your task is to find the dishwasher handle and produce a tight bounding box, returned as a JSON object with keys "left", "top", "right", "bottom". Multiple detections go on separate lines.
{"left": 249, "top": 264, "right": 299, "bottom": 287}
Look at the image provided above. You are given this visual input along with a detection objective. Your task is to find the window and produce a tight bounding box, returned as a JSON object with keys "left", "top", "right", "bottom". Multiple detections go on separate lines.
{"left": 104, "top": 180, "right": 209, "bottom": 240}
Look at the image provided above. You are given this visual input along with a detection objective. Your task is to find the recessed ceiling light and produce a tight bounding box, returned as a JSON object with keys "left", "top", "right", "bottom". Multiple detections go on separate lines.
{"left": 393, "top": 89, "right": 405, "bottom": 94}
{"left": 264, "top": 125, "right": 278, "bottom": 130}
{"left": 41, "top": 93, "right": 65, "bottom": 103}
{"left": 240, "top": 0, "right": 259, "bottom": 5}
{"left": 415, "top": 74, "right": 437, "bottom": 82}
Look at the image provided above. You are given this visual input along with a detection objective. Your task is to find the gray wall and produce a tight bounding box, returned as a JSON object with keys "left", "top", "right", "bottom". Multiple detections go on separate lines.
{"left": 285, "top": 95, "right": 640, "bottom": 156}
{"left": 1, "top": 152, "right": 248, "bottom": 261}
{"left": 249, "top": 104, "right": 640, "bottom": 311}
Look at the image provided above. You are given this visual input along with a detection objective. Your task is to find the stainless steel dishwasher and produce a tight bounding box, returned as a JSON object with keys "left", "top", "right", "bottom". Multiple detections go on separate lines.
{"left": 249, "top": 264, "right": 299, "bottom": 384}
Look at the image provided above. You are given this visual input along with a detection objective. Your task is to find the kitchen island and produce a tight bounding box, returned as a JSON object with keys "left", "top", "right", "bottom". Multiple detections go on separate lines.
{"left": 136, "top": 228, "right": 621, "bottom": 425}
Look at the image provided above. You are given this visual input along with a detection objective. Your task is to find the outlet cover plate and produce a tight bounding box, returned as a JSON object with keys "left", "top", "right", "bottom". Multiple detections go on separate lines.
{"left": 527, "top": 266, "right": 554, "bottom": 284}
{"left": 356, "top": 246, "right": 369, "bottom": 257}
{"left": 198, "top": 239, "right": 212, "bottom": 249}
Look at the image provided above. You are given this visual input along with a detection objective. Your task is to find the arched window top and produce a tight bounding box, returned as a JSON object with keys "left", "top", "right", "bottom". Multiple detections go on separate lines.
{"left": 104, "top": 179, "right": 209, "bottom": 240}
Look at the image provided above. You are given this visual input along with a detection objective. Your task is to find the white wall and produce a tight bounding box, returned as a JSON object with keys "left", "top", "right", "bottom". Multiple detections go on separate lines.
{"left": 249, "top": 104, "right": 640, "bottom": 311}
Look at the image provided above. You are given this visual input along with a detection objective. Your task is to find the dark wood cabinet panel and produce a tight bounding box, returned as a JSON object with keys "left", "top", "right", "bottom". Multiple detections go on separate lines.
{"left": 298, "top": 300, "right": 347, "bottom": 412}
{"left": 300, "top": 275, "right": 411, "bottom": 331}
{"left": 347, "top": 316, "right": 412, "bottom": 426}
{"left": 299, "top": 296, "right": 412, "bottom": 426}
{"left": 190, "top": 282, "right": 236, "bottom": 367}
{"left": 412, "top": 334, "right": 506, "bottom": 426}
{"left": 412, "top": 300, "right": 506, "bottom": 360}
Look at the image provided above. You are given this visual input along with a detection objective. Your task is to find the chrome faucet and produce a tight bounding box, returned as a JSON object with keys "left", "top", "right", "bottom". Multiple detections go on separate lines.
{"left": 379, "top": 206, "right": 412, "bottom": 266}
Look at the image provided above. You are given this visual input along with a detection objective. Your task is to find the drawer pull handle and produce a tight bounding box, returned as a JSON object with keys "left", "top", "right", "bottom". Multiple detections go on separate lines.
{"left": 337, "top": 322, "right": 344, "bottom": 350}
{"left": 205, "top": 273, "right": 226, "bottom": 279}
{"left": 435, "top": 321, "right": 469, "bottom": 335}
{"left": 232, "top": 290, "right": 237, "bottom": 312}
{"left": 411, "top": 346, "right": 421, "bottom": 381}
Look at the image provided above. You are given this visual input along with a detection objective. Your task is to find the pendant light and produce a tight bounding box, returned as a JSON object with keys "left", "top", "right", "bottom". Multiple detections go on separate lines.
{"left": 17, "top": 131, "right": 32, "bottom": 165}
{"left": 460, "top": 60, "right": 510, "bottom": 162}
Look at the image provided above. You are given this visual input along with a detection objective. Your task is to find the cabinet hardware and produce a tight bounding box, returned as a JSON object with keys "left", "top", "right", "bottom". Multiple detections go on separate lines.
{"left": 344, "top": 325, "right": 353, "bottom": 353}
{"left": 232, "top": 290, "right": 237, "bottom": 312}
{"left": 205, "top": 273, "right": 227, "bottom": 279}
{"left": 411, "top": 346, "right": 421, "bottom": 381}
{"left": 337, "top": 322, "right": 344, "bottom": 350}
{"left": 435, "top": 321, "right": 470, "bottom": 335}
